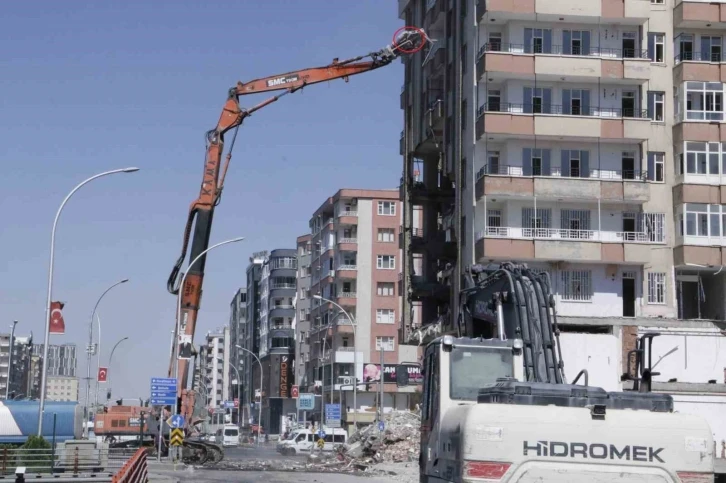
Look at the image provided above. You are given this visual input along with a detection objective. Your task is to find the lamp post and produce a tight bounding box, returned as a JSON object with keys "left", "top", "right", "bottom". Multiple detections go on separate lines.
{"left": 38, "top": 167, "right": 139, "bottom": 436}
{"left": 236, "top": 345, "right": 262, "bottom": 446}
{"left": 173, "top": 237, "right": 245, "bottom": 415}
{"left": 218, "top": 357, "right": 242, "bottom": 430}
{"left": 104, "top": 336, "right": 129, "bottom": 403}
{"left": 85, "top": 279, "right": 129, "bottom": 437}
{"left": 313, "top": 295, "right": 357, "bottom": 429}
{"left": 6, "top": 320, "right": 18, "bottom": 400}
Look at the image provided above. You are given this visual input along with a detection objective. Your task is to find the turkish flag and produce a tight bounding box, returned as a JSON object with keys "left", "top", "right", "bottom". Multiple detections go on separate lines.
{"left": 98, "top": 367, "right": 108, "bottom": 383}
{"left": 49, "top": 301, "right": 65, "bottom": 335}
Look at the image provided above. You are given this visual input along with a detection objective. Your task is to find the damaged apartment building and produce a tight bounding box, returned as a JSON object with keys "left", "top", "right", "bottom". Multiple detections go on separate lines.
{"left": 398, "top": 0, "right": 726, "bottom": 441}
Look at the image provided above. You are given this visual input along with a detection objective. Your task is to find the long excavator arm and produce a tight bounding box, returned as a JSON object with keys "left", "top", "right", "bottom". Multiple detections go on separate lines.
{"left": 165, "top": 30, "right": 428, "bottom": 415}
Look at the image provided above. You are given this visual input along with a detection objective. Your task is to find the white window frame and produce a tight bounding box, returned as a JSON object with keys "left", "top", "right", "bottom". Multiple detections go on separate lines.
{"left": 377, "top": 282, "right": 395, "bottom": 297}
{"left": 654, "top": 34, "right": 665, "bottom": 63}
{"left": 377, "top": 255, "right": 396, "bottom": 270}
{"left": 653, "top": 92, "right": 664, "bottom": 122}
{"left": 681, "top": 81, "right": 725, "bottom": 122}
{"left": 561, "top": 270, "right": 592, "bottom": 302}
{"left": 680, "top": 203, "right": 724, "bottom": 238}
{"left": 376, "top": 309, "right": 396, "bottom": 324}
{"left": 378, "top": 201, "right": 396, "bottom": 216}
{"left": 375, "top": 336, "right": 395, "bottom": 352}
{"left": 653, "top": 152, "right": 665, "bottom": 182}
{"left": 647, "top": 272, "right": 666, "bottom": 304}
{"left": 377, "top": 228, "right": 395, "bottom": 242}
{"left": 681, "top": 141, "right": 726, "bottom": 178}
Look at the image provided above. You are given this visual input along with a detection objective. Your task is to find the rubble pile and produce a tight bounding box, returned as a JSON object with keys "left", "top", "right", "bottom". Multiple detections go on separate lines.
{"left": 340, "top": 411, "right": 421, "bottom": 465}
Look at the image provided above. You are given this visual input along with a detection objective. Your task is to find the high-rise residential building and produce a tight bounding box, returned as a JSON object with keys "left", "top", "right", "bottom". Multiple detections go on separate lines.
{"left": 228, "top": 287, "right": 246, "bottom": 412}
{"left": 258, "top": 249, "right": 297, "bottom": 435}
{"left": 295, "top": 235, "right": 313, "bottom": 389}
{"left": 242, "top": 253, "right": 265, "bottom": 425}
{"left": 307, "top": 189, "right": 419, "bottom": 427}
{"left": 1, "top": 333, "right": 40, "bottom": 400}
{"left": 46, "top": 375, "right": 79, "bottom": 402}
{"left": 34, "top": 343, "right": 77, "bottom": 377}
{"left": 200, "top": 327, "right": 230, "bottom": 411}
{"left": 398, "top": 0, "right": 726, "bottom": 337}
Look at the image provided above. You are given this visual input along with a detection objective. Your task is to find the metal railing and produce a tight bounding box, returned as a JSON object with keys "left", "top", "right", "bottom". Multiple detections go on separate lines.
{"left": 0, "top": 447, "right": 140, "bottom": 477}
{"left": 477, "top": 227, "right": 664, "bottom": 243}
{"left": 674, "top": 51, "right": 726, "bottom": 64}
{"left": 338, "top": 237, "right": 358, "bottom": 244}
{"left": 337, "top": 264, "right": 357, "bottom": 271}
{"left": 478, "top": 42, "right": 649, "bottom": 60}
{"left": 338, "top": 292, "right": 357, "bottom": 298}
{"left": 269, "top": 283, "right": 296, "bottom": 290}
{"left": 338, "top": 211, "right": 358, "bottom": 217}
{"left": 476, "top": 163, "right": 647, "bottom": 181}
{"left": 478, "top": 102, "right": 650, "bottom": 119}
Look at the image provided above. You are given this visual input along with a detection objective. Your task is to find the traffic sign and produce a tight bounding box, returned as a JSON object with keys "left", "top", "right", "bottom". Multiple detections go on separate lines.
{"left": 223, "top": 401, "right": 235, "bottom": 409}
{"left": 297, "top": 393, "right": 315, "bottom": 411}
{"left": 151, "top": 398, "right": 176, "bottom": 406}
{"left": 291, "top": 385, "right": 299, "bottom": 398}
{"left": 325, "top": 404, "right": 341, "bottom": 428}
{"left": 150, "top": 377, "right": 177, "bottom": 406}
{"left": 317, "top": 429, "right": 326, "bottom": 439}
{"left": 170, "top": 428, "right": 184, "bottom": 446}
{"left": 168, "top": 414, "right": 185, "bottom": 429}
{"left": 378, "top": 421, "right": 385, "bottom": 431}
{"left": 151, "top": 378, "right": 177, "bottom": 386}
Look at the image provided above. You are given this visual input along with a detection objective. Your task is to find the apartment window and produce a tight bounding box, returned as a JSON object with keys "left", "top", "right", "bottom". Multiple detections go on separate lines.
{"left": 375, "top": 336, "right": 395, "bottom": 352}
{"left": 524, "top": 28, "right": 552, "bottom": 54}
{"left": 522, "top": 208, "right": 552, "bottom": 236}
{"left": 679, "top": 82, "right": 724, "bottom": 121}
{"left": 563, "top": 30, "right": 590, "bottom": 56}
{"left": 681, "top": 203, "right": 724, "bottom": 237}
{"left": 376, "top": 309, "right": 395, "bottom": 324}
{"left": 523, "top": 87, "right": 552, "bottom": 114}
{"left": 461, "top": 99, "right": 467, "bottom": 131}
{"left": 650, "top": 0, "right": 664, "bottom": 4}
{"left": 647, "top": 91, "right": 665, "bottom": 122}
{"left": 523, "top": 148, "right": 551, "bottom": 176}
{"left": 647, "top": 273, "right": 666, "bottom": 304}
{"left": 701, "top": 36, "right": 722, "bottom": 62}
{"left": 560, "top": 150, "right": 589, "bottom": 178}
{"left": 461, "top": 157, "right": 467, "bottom": 189}
{"left": 378, "top": 228, "right": 395, "bottom": 243}
{"left": 487, "top": 89, "right": 501, "bottom": 112}
{"left": 562, "top": 89, "right": 590, "bottom": 116}
{"left": 488, "top": 32, "right": 502, "bottom": 52}
{"left": 487, "top": 209, "right": 502, "bottom": 235}
{"left": 377, "top": 282, "right": 395, "bottom": 297}
{"left": 378, "top": 201, "right": 396, "bottom": 216}
{"left": 561, "top": 270, "right": 592, "bottom": 302}
{"left": 647, "top": 33, "right": 665, "bottom": 63}
{"left": 377, "top": 255, "right": 396, "bottom": 270}
{"left": 680, "top": 142, "right": 726, "bottom": 176}
{"left": 647, "top": 152, "right": 665, "bottom": 182}
{"left": 560, "top": 209, "right": 591, "bottom": 238}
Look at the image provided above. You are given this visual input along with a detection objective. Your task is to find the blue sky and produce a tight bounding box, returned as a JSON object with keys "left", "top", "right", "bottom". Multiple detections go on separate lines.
{"left": 0, "top": 1, "right": 403, "bottom": 401}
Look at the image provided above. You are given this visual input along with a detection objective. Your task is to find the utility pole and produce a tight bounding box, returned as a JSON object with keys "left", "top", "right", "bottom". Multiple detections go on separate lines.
{"left": 379, "top": 348, "right": 384, "bottom": 423}
{"left": 6, "top": 321, "right": 18, "bottom": 400}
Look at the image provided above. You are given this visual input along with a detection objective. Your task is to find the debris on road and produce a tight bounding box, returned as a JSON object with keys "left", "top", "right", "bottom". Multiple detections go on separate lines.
{"left": 341, "top": 410, "right": 420, "bottom": 465}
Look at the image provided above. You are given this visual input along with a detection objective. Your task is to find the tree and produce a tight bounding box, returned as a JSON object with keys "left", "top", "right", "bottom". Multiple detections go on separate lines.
{"left": 19, "top": 436, "right": 52, "bottom": 472}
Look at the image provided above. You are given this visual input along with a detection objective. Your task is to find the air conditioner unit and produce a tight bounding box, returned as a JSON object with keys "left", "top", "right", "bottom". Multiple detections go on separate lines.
{"left": 338, "top": 376, "right": 353, "bottom": 386}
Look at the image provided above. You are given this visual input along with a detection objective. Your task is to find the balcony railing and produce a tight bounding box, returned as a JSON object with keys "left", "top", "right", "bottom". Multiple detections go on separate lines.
{"left": 477, "top": 227, "right": 664, "bottom": 243}
{"left": 338, "top": 292, "right": 357, "bottom": 298}
{"left": 269, "top": 283, "right": 296, "bottom": 290}
{"left": 338, "top": 211, "right": 358, "bottom": 217}
{"left": 674, "top": 52, "right": 726, "bottom": 64}
{"left": 476, "top": 164, "right": 647, "bottom": 182}
{"left": 478, "top": 102, "right": 650, "bottom": 119}
{"left": 272, "top": 304, "right": 294, "bottom": 310}
{"left": 337, "top": 264, "right": 357, "bottom": 271}
{"left": 339, "top": 238, "right": 358, "bottom": 244}
{"left": 478, "top": 42, "right": 649, "bottom": 60}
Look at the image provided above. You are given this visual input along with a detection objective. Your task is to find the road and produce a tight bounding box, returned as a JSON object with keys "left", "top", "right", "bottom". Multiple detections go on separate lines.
{"left": 221, "top": 444, "right": 306, "bottom": 462}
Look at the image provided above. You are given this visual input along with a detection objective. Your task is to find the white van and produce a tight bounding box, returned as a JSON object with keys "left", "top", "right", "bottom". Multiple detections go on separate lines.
{"left": 276, "top": 427, "right": 347, "bottom": 455}
{"left": 215, "top": 424, "right": 239, "bottom": 447}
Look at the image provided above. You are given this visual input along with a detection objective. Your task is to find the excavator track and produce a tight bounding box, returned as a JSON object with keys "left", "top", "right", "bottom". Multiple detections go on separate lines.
{"left": 182, "top": 439, "right": 224, "bottom": 465}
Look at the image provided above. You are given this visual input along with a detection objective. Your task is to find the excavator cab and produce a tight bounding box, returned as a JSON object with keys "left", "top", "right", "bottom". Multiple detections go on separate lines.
{"left": 621, "top": 332, "right": 661, "bottom": 392}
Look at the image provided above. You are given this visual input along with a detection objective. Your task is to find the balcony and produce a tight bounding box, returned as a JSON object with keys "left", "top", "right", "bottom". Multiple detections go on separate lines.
{"left": 336, "top": 292, "right": 357, "bottom": 307}
{"left": 405, "top": 179, "right": 455, "bottom": 202}
{"left": 336, "top": 265, "right": 358, "bottom": 279}
{"left": 476, "top": 164, "right": 650, "bottom": 202}
{"left": 476, "top": 103, "right": 651, "bottom": 142}
{"left": 477, "top": 43, "right": 650, "bottom": 83}
{"left": 478, "top": 0, "right": 650, "bottom": 24}
{"left": 674, "top": 53, "right": 726, "bottom": 84}
{"left": 674, "top": 0, "right": 726, "bottom": 28}
{"left": 337, "top": 211, "right": 358, "bottom": 226}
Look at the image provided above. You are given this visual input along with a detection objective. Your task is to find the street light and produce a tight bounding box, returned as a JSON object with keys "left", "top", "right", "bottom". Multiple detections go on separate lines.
{"left": 105, "top": 336, "right": 129, "bottom": 402}
{"left": 218, "top": 357, "right": 242, "bottom": 431}
{"left": 85, "top": 279, "right": 129, "bottom": 437}
{"left": 38, "top": 167, "right": 140, "bottom": 436}
{"left": 173, "top": 237, "right": 245, "bottom": 413}
{"left": 313, "top": 295, "right": 358, "bottom": 428}
{"left": 236, "top": 345, "right": 262, "bottom": 446}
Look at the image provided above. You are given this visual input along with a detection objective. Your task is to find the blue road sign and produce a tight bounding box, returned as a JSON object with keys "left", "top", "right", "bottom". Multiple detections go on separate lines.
{"left": 297, "top": 393, "right": 315, "bottom": 411}
{"left": 325, "top": 404, "right": 341, "bottom": 420}
{"left": 223, "top": 401, "right": 235, "bottom": 409}
{"left": 151, "top": 391, "right": 176, "bottom": 398}
{"left": 170, "top": 415, "right": 185, "bottom": 428}
{"left": 150, "top": 385, "right": 178, "bottom": 391}
{"left": 150, "top": 398, "right": 176, "bottom": 406}
{"left": 317, "top": 429, "right": 326, "bottom": 439}
{"left": 378, "top": 421, "right": 385, "bottom": 431}
{"left": 151, "top": 378, "right": 177, "bottom": 386}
